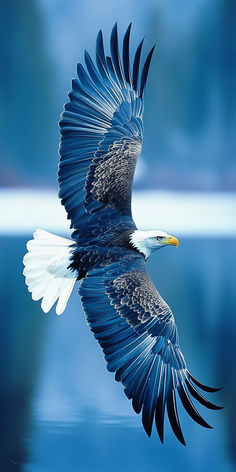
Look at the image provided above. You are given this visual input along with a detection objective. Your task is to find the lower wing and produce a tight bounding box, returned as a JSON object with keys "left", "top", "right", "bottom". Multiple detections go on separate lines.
{"left": 79, "top": 256, "right": 222, "bottom": 445}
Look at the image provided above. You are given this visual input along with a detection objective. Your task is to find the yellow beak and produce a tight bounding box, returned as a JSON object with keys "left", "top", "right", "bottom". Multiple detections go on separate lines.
{"left": 162, "top": 234, "right": 179, "bottom": 247}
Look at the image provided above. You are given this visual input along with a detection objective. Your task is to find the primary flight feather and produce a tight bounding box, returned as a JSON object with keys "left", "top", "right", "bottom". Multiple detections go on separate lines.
{"left": 23, "top": 23, "right": 221, "bottom": 445}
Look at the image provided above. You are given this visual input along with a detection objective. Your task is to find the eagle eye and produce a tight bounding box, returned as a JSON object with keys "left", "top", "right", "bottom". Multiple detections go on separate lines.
{"left": 156, "top": 236, "right": 162, "bottom": 241}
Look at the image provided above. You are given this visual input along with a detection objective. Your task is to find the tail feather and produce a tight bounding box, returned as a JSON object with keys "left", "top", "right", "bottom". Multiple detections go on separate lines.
{"left": 23, "top": 229, "right": 77, "bottom": 315}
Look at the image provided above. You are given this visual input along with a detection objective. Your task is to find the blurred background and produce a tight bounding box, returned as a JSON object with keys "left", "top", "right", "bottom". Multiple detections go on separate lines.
{"left": 0, "top": 0, "right": 236, "bottom": 471}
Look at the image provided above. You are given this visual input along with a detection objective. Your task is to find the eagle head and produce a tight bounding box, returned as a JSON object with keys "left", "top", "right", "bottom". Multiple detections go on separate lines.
{"left": 130, "top": 230, "right": 179, "bottom": 259}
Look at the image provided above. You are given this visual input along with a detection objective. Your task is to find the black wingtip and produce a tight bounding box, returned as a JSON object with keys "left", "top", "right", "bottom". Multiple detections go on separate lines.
{"left": 142, "top": 401, "right": 155, "bottom": 438}
{"left": 167, "top": 389, "right": 186, "bottom": 446}
{"left": 187, "top": 371, "right": 222, "bottom": 393}
{"left": 140, "top": 45, "right": 155, "bottom": 98}
{"left": 178, "top": 383, "right": 213, "bottom": 429}
{"left": 142, "top": 421, "right": 152, "bottom": 438}
{"left": 155, "top": 397, "right": 165, "bottom": 444}
{"left": 110, "top": 22, "right": 125, "bottom": 87}
{"left": 185, "top": 377, "right": 223, "bottom": 410}
{"left": 111, "top": 22, "right": 118, "bottom": 41}
{"left": 96, "top": 29, "right": 107, "bottom": 73}
{"left": 123, "top": 23, "right": 132, "bottom": 86}
{"left": 132, "top": 38, "right": 145, "bottom": 92}
{"left": 96, "top": 29, "right": 103, "bottom": 48}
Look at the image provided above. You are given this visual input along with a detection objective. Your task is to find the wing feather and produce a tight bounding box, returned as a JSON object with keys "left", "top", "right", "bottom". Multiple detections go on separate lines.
{"left": 110, "top": 23, "right": 126, "bottom": 87}
{"left": 177, "top": 380, "right": 212, "bottom": 429}
{"left": 184, "top": 376, "right": 222, "bottom": 410}
{"left": 59, "top": 25, "right": 154, "bottom": 233}
{"left": 140, "top": 46, "right": 155, "bottom": 98}
{"left": 132, "top": 38, "right": 144, "bottom": 91}
{"left": 79, "top": 256, "right": 221, "bottom": 445}
{"left": 155, "top": 361, "right": 167, "bottom": 443}
{"left": 122, "top": 23, "right": 132, "bottom": 86}
{"left": 166, "top": 369, "right": 186, "bottom": 445}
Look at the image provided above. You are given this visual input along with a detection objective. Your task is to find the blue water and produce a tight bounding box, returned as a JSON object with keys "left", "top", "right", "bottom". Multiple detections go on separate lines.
{"left": 0, "top": 236, "right": 235, "bottom": 471}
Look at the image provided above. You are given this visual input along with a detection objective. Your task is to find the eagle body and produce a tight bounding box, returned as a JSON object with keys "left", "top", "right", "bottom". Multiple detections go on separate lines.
{"left": 69, "top": 221, "right": 136, "bottom": 276}
{"left": 23, "top": 24, "right": 221, "bottom": 446}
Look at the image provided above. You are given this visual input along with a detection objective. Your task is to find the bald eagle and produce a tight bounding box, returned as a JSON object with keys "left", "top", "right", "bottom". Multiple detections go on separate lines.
{"left": 23, "top": 24, "right": 221, "bottom": 445}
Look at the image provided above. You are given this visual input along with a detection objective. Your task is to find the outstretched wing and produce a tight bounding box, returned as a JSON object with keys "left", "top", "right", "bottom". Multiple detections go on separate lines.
{"left": 80, "top": 255, "right": 221, "bottom": 445}
{"left": 58, "top": 23, "right": 154, "bottom": 233}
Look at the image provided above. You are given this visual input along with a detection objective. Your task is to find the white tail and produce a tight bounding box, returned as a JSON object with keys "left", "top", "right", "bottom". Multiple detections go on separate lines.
{"left": 23, "top": 229, "right": 77, "bottom": 315}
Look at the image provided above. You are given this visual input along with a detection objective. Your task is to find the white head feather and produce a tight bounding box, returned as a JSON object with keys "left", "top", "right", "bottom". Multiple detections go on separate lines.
{"left": 130, "top": 230, "right": 169, "bottom": 259}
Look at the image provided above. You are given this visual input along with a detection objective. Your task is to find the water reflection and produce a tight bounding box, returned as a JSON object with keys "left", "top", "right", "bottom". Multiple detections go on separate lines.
{"left": 0, "top": 236, "right": 235, "bottom": 471}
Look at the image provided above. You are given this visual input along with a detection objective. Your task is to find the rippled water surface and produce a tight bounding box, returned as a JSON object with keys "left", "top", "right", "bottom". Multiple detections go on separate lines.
{"left": 1, "top": 237, "right": 235, "bottom": 472}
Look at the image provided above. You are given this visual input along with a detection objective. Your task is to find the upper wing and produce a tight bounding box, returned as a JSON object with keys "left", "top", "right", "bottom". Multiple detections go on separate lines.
{"left": 79, "top": 255, "right": 221, "bottom": 445}
{"left": 58, "top": 24, "right": 154, "bottom": 233}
